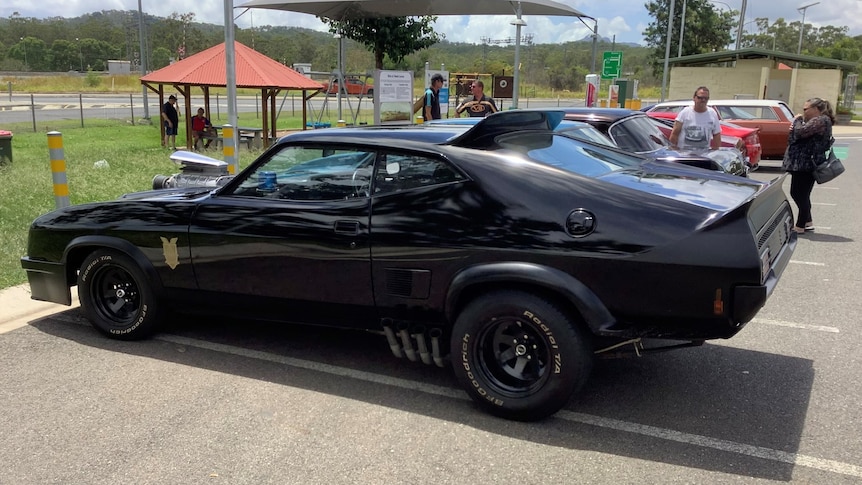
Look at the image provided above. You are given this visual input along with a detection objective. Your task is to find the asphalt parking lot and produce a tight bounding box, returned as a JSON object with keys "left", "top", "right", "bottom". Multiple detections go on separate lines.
{"left": 1, "top": 129, "right": 860, "bottom": 484}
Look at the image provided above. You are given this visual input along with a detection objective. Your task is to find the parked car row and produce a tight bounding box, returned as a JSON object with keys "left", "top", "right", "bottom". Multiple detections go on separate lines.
{"left": 429, "top": 108, "right": 750, "bottom": 177}
{"left": 644, "top": 99, "right": 793, "bottom": 160}
{"left": 560, "top": 108, "right": 749, "bottom": 177}
{"left": 22, "top": 109, "right": 796, "bottom": 422}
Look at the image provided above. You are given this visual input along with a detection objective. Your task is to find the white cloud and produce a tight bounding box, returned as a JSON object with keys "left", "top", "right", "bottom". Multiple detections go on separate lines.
{"left": 4, "top": 0, "right": 862, "bottom": 46}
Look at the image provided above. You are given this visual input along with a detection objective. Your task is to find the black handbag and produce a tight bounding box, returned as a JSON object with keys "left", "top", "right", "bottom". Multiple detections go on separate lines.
{"left": 814, "top": 147, "right": 845, "bottom": 184}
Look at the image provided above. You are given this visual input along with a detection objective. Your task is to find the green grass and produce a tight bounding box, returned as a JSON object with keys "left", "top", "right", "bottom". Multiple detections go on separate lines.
{"left": 0, "top": 116, "right": 312, "bottom": 290}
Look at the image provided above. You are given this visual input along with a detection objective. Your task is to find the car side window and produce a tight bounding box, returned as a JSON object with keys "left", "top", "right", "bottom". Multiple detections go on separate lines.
{"left": 373, "top": 152, "right": 463, "bottom": 195}
{"left": 777, "top": 103, "right": 795, "bottom": 119}
{"left": 227, "top": 145, "right": 376, "bottom": 201}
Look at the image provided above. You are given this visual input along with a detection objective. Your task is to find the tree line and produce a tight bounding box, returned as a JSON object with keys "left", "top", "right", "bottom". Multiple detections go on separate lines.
{"left": 1, "top": 6, "right": 859, "bottom": 91}
{"left": 644, "top": 0, "right": 861, "bottom": 76}
{"left": 0, "top": 9, "right": 661, "bottom": 92}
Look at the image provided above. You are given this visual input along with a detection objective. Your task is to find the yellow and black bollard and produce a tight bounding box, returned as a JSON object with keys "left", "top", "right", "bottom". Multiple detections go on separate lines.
{"left": 47, "top": 132, "right": 70, "bottom": 209}
{"left": 222, "top": 124, "right": 238, "bottom": 175}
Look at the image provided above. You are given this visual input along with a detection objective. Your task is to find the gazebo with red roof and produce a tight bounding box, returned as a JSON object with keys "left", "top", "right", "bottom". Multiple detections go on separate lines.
{"left": 141, "top": 41, "right": 323, "bottom": 149}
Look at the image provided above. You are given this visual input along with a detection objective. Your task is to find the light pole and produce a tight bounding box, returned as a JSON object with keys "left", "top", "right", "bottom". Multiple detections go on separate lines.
{"left": 660, "top": 0, "right": 677, "bottom": 101}
{"left": 75, "top": 38, "right": 83, "bottom": 71}
{"left": 20, "top": 37, "right": 28, "bottom": 70}
{"left": 735, "top": 0, "right": 747, "bottom": 51}
{"left": 138, "top": 0, "right": 149, "bottom": 119}
{"left": 797, "top": 2, "right": 820, "bottom": 55}
{"left": 511, "top": 10, "right": 527, "bottom": 109}
{"left": 736, "top": 19, "right": 760, "bottom": 49}
{"left": 677, "top": 0, "right": 687, "bottom": 58}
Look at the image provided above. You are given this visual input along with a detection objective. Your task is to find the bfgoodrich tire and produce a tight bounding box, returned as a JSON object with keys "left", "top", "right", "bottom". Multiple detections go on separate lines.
{"left": 77, "top": 249, "right": 162, "bottom": 340}
{"left": 450, "top": 290, "right": 593, "bottom": 421}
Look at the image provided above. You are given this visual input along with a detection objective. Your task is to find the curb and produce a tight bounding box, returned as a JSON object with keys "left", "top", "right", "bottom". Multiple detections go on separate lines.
{"left": 0, "top": 284, "right": 79, "bottom": 330}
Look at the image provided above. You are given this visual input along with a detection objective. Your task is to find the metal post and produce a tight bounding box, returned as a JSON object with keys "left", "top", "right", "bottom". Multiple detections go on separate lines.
{"left": 30, "top": 94, "right": 36, "bottom": 133}
{"left": 224, "top": 0, "right": 239, "bottom": 174}
{"left": 590, "top": 20, "right": 598, "bottom": 74}
{"left": 79, "top": 94, "right": 84, "bottom": 128}
{"left": 130, "top": 93, "right": 136, "bottom": 126}
{"left": 511, "top": 5, "right": 526, "bottom": 110}
{"left": 336, "top": 33, "right": 345, "bottom": 121}
{"left": 678, "top": 0, "right": 687, "bottom": 58}
{"left": 735, "top": 0, "right": 747, "bottom": 51}
{"left": 660, "top": 0, "right": 677, "bottom": 102}
{"left": 222, "top": 124, "right": 237, "bottom": 175}
{"left": 47, "top": 132, "right": 71, "bottom": 209}
{"left": 797, "top": 2, "right": 820, "bottom": 56}
{"left": 138, "top": 0, "right": 150, "bottom": 119}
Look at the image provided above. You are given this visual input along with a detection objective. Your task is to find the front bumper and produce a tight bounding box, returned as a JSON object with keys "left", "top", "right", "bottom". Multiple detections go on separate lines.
{"left": 20, "top": 257, "right": 72, "bottom": 306}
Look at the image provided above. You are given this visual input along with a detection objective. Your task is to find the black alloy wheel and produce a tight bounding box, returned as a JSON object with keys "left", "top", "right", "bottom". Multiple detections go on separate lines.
{"left": 77, "top": 249, "right": 161, "bottom": 340}
{"left": 451, "top": 290, "right": 593, "bottom": 421}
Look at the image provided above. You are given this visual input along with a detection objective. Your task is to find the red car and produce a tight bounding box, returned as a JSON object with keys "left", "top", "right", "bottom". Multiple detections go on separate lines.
{"left": 320, "top": 77, "right": 374, "bottom": 97}
{"left": 647, "top": 111, "right": 763, "bottom": 171}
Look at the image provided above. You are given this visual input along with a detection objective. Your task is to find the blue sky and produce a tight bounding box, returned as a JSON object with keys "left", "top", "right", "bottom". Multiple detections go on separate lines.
{"left": 4, "top": 0, "right": 862, "bottom": 46}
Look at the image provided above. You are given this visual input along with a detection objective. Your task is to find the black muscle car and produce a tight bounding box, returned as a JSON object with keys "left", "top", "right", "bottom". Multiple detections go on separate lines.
{"left": 21, "top": 110, "right": 796, "bottom": 421}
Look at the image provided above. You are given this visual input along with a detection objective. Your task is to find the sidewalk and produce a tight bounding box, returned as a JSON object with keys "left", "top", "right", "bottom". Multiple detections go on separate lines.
{"left": 831, "top": 120, "right": 862, "bottom": 136}
{"left": 0, "top": 283, "right": 78, "bottom": 333}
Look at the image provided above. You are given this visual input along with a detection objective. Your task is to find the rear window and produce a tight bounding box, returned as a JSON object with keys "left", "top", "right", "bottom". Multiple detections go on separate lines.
{"left": 715, "top": 105, "right": 778, "bottom": 120}
{"left": 494, "top": 132, "right": 644, "bottom": 177}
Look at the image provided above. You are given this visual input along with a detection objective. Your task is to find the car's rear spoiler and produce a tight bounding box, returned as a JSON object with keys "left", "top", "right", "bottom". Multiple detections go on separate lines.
{"left": 447, "top": 110, "right": 565, "bottom": 149}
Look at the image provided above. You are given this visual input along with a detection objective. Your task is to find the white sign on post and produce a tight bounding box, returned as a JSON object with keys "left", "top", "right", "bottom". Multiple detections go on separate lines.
{"left": 374, "top": 70, "right": 414, "bottom": 125}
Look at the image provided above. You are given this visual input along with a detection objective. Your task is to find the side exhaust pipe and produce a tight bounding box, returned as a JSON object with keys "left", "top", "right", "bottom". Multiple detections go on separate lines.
{"left": 430, "top": 328, "right": 445, "bottom": 368}
{"left": 412, "top": 325, "right": 433, "bottom": 365}
{"left": 382, "top": 318, "right": 402, "bottom": 358}
{"left": 397, "top": 321, "right": 418, "bottom": 362}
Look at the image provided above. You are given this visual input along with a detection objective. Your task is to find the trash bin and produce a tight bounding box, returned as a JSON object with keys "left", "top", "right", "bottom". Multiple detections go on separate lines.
{"left": 0, "top": 130, "right": 11, "bottom": 165}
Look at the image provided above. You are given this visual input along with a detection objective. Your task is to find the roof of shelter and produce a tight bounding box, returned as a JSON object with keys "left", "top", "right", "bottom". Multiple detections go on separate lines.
{"left": 668, "top": 47, "right": 857, "bottom": 70}
{"left": 140, "top": 41, "right": 323, "bottom": 90}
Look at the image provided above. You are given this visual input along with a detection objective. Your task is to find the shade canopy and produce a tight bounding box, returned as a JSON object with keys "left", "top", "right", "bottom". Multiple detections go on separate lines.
{"left": 237, "top": 0, "right": 590, "bottom": 20}
{"left": 237, "top": 0, "right": 593, "bottom": 111}
{"left": 141, "top": 41, "right": 324, "bottom": 150}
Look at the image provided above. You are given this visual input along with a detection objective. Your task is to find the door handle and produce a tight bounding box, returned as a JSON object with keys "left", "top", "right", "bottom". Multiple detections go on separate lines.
{"left": 334, "top": 220, "right": 360, "bottom": 235}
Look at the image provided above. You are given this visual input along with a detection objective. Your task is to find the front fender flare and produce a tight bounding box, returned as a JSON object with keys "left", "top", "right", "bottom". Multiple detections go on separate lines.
{"left": 63, "top": 235, "right": 166, "bottom": 298}
{"left": 445, "top": 262, "right": 616, "bottom": 335}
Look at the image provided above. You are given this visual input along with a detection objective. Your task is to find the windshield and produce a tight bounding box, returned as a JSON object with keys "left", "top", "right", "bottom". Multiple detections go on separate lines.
{"left": 494, "top": 132, "right": 644, "bottom": 177}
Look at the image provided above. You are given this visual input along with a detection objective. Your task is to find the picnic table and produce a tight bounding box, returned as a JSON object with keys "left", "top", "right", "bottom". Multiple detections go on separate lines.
{"left": 238, "top": 126, "right": 264, "bottom": 149}
{"left": 210, "top": 126, "right": 264, "bottom": 150}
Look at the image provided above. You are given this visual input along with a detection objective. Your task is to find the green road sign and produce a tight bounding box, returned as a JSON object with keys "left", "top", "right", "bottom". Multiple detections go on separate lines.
{"left": 601, "top": 51, "right": 623, "bottom": 79}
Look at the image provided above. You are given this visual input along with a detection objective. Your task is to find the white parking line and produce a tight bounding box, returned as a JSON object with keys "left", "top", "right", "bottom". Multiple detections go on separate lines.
{"left": 751, "top": 317, "right": 840, "bottom": 333}
{"left": 556, "top": 411, "right": 862, "bottom": 478}
{"left": 812, "top": 202, "right": 837, "bottom": 206}
{"left": 790, "top": 260, "right": 826, "bottom": 266}
{"left": 155, "top": 333, "right": 860, "bottom": 479}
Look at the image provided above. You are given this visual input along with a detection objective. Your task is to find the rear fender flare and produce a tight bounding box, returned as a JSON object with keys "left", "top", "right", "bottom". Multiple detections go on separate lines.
{"left": 445, "top": 262, "right": 615, "bottom": 334}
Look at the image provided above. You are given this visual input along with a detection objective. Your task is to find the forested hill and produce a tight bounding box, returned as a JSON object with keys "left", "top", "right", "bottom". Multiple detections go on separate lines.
{"left": 1, "top": 9, "right": 658, "bottom": 91}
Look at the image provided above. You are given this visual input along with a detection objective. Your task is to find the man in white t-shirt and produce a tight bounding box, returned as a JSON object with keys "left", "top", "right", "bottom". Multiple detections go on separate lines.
{"left": 669, "top": 86, "right": 721, "bottom": 151}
